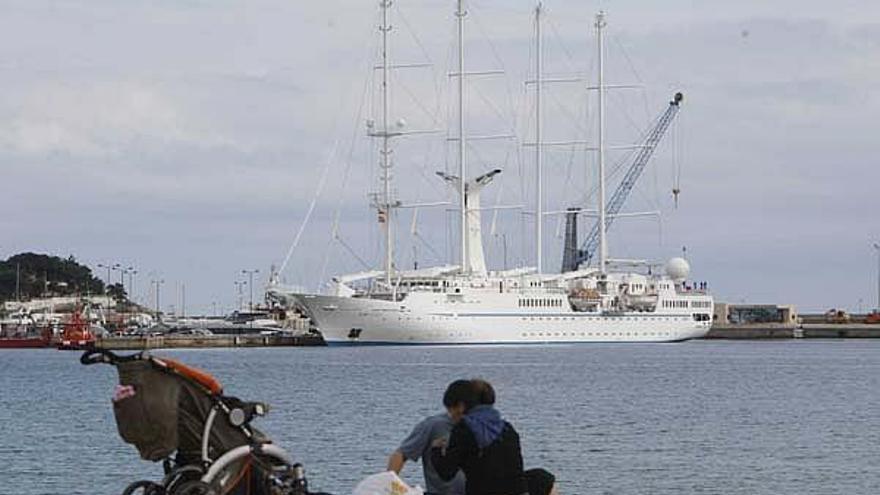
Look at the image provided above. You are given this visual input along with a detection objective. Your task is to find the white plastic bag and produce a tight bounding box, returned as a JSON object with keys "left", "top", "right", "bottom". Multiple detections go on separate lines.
{"left": 352, "top": 471, "right": 425, "bottom": 495}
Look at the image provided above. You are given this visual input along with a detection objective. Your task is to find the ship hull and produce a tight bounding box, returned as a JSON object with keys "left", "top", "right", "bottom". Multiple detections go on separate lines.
{"left": 293, "top": 294, "right": 710, "bottom": 345}
{"left": 0, "top": 337, "right": 51, "bottom": 349}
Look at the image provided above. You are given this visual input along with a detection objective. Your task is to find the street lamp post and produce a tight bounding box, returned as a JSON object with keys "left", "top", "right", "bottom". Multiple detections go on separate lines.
{"left": 242, "top": 269, "right": 260, "bottom": 311}
{"left": 113, "top": 264, "right": 130, "bottom": 328}
{"left": 873, "top": 243, "right": 880, "bottom": 311}
{"left": 234, "top": 281, "right": 246, "bottom": 311}
{"left": 152, "top": 279, "right": 164, "bottom": 323}
{"left": 127, "top": 268, "right": 137, "bottom": 304}
{"left": 97, "top": 263, "right": 113, "bottom": 294}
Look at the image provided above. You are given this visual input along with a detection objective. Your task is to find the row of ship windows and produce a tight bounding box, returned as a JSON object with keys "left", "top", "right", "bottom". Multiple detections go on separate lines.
{"left": 375, "top": 316, "right": 690, "bottom": 322}
{"left": 520, "top": 316, "right": 688, "bottom": 322}
{"left": 662, "top": 300, "right": 712, "bottom": 309}
{"left": 520, "top": 331, "right": 672, "bottom": 338}
{"left": 518, "top": 298, "right": 564, "bottom": 308}
{"left": 664, "top": 300, "right": 687, "bottom": 309}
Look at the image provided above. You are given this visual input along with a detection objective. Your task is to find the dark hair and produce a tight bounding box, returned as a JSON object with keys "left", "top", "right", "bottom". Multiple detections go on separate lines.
{"left": 443, "top": 379, "right": 478, "bottom": 409}
{"left": 470, "top": 378, "right": 496, "bottom": 405}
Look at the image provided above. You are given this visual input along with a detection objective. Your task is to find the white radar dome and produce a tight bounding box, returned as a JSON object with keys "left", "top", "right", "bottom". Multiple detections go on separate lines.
{"left": 665, "top": 257, "right": 691, "bottom": 282}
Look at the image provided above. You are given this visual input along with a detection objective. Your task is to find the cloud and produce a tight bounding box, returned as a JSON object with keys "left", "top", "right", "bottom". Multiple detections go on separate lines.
{"left": 0, "top": 81, "right": 238, "bottom": 156}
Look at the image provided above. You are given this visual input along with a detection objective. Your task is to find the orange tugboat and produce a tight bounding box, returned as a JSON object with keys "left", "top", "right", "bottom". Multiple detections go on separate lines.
{"left": 57, "top": 310, "right": 96, "bottom": 350}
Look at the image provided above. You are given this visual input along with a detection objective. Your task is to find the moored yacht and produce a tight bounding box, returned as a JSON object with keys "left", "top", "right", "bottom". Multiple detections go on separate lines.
{"left": 270, "top": 3, "right": 713, "bottom": 344}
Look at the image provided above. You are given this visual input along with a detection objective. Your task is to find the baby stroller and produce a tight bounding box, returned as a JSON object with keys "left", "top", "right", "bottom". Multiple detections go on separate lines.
{"left": 81, "top": 349, "right": 329, "bottom": 495}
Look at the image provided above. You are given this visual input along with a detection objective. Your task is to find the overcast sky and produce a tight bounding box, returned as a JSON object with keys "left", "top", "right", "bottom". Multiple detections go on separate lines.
{"left": 2, "top": 0, "right": 879, "bottom": 314}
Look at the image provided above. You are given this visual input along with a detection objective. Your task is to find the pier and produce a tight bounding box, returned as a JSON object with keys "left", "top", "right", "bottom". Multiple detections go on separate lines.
{"left": 94, "top": 333, "right": 325, "bottom": 350}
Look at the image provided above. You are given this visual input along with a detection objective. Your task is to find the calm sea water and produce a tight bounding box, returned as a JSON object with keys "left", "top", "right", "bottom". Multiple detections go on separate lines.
{"left": 1, "top": 341, "right": 879, "bottom": 495}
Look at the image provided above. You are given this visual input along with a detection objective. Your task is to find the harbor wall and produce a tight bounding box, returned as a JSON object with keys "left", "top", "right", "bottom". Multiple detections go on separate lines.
{"left": 706, "top": 324, "right": 880, "bottom": 339}
{"left": 95, "top": 333, "right": 325, "bottom": 350}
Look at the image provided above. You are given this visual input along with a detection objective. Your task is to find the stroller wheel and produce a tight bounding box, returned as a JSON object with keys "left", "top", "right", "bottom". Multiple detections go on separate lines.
{"left": 173, "top": 480, "right": 217, "bottom": 495}
{"left": 122, "top": 480, "right": 165, "bottom": 495}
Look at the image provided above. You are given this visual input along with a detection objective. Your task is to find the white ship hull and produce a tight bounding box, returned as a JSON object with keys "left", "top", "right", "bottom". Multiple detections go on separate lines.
{"left": 293, "top": 293, "right": 710, "bottom": 345}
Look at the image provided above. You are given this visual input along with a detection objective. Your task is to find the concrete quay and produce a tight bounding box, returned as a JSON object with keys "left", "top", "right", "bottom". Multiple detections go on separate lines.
{"left": 705, "top": 324, "right": 798, "bottom": 339}
{"left": 95, "top": 333, "right": 326, "bottom": 350}
{"left": 706, "top": 324, "right": 880, "bottom": 339}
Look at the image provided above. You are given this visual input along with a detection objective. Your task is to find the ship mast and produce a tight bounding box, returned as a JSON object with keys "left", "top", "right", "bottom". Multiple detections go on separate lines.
{"left": 373, "top": 0, "right": 395, "bottom": 286}
{"left": 534, "top": 2, "right": 543, "bottom": 274}
{"left": 456, "top": 0, "right": 468, "bottom": 273}
{"left": 382, "top": 1, "right": 392, "bottom": 284}
{"left": 595, "top": 11, "right": 608, "bottom": 274}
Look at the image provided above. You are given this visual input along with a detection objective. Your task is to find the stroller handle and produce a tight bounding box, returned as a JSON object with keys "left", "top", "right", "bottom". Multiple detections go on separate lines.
{"left": 80, "top": 349, "right": 145, "bottom": 366}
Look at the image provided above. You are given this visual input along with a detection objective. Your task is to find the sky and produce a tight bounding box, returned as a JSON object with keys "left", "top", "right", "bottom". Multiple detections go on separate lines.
{"left": 2, "top": 0, "right": 879, "bottom": 314}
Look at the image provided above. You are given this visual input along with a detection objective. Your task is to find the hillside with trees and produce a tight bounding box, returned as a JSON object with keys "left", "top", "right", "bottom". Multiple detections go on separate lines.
{"left": 0, "top": 253, "right": 106, "bottom": 302}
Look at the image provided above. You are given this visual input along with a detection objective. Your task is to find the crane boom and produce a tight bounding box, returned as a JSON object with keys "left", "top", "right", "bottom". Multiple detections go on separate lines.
{"left": 572, "top": 91, "right": 683, "bottom": 270}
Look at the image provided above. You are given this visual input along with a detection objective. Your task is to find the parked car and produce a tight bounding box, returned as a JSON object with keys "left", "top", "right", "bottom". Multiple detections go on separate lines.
{"left": 824, "top": 309, "right": 851, "bottom": 323}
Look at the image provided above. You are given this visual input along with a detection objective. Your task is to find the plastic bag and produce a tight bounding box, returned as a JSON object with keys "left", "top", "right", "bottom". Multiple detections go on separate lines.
{"left": 352, "top": 471, "right": 424, "bottom": 495}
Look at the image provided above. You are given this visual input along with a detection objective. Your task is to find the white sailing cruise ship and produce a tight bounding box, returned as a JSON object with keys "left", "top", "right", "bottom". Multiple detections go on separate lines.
{"left": 271, "top": 3, "right": 713, "bottom": 344}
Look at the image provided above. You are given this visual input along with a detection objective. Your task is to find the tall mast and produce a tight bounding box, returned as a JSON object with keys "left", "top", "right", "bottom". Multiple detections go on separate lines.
{"left": 380, "top": 0, "right": 393, "bottom": 285}
{"left": 595, "top": 11, "right": 608, "bottom": 274}
{"left": 534, "top": 2, "right": 543, "bottom": 274}
{"left": 456, "top": 0, "right": 468, "bottom": 273}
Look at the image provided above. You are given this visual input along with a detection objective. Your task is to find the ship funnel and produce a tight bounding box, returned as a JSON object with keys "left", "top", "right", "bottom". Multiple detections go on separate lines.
{"left": 561, "top": 207, "right": 581, "bottom": 273}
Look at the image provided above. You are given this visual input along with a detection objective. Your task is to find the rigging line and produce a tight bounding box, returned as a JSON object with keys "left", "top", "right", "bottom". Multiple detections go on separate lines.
{"left": 337, "top": 234, "right": 372, "bottom": 270}
{"left": 569, "top": 82, "right": 595, "bottom": 202}
{"left": 674, "top": 107, "right": 683, "bottom": 187}
{"left": 472, "top": 82, "right": 513, "bottom": 127}
{"left": 413, "top": 147, "right": 447, "bottom": 198}
{"left": 315, "top": 236, "right": 335, "bottom": 293}
{"left": 414, "top": 231, "right": 445, "bottom": 262}
{"left": 468, "top": 2, "right": 510, "bottom": 85}
{"left": 279, "top": 139, "right": 336, "bottom": 275}
{"left": 394, "top": 71, "right": 442, "bottom": 128}
{"left": 598, "top": 70, "right": 644, "bottom": 138}
{"left": 489, "top": 172, "right": 506, "bottom": 236}
{"left": 469, "top": 0, "right": 522, "bottom": 134}
{"left": 500, "top": 72, "right": 524, "bottom": 199}
{"left": 610, "top": 33, "right": 650, "bottom": 119}
{"left": 546, "top": 85, "right": 591, "bottom": 135}
{"left": 329, "top": 19, "right": 378, "bottom": 253}
{"left": 606, "top": 37, "right": 650, "bottom": 135}
{"left": 280, "top": 9, "right": 379, "bottom": 279}
{"left": 442, "top": 19, "right": 457, "bottom": 177}
{"left": 397, "top": 4, "right": 447, "bottom": 143}
{"left": 518, "top": 73, "right": 534, "bottom": 208}
{"left": 577, "top": 147, "right": 637, "bottom": 207}
{"left": 394, "top": 3, "right": 436, "bottom": 71}
{"left": 631, "top": 177, "right": 660, "bottom": 212}
{"left": 610, "top": 33, "right": 645, "bottom": 85}
{"left": 555, "top": 142, "right": 581, "bottom": 228}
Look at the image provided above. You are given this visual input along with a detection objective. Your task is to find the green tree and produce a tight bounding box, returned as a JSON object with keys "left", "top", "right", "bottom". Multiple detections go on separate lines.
{"left": 106, "top": 282, "right": 128, "bottom": 305}
{"left": 0, "top": 252, "right": 105, "bottom": 301}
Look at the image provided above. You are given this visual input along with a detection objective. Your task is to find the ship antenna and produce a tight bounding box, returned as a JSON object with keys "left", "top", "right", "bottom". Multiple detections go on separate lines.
{"left": 534, "top": 2, "right": 544, "bottom": 274}
{"left": 456, "top": 0, "right": 468, "bottom": 274}
{"left": 596, "top": 10, "right": 608, "bottom": 274}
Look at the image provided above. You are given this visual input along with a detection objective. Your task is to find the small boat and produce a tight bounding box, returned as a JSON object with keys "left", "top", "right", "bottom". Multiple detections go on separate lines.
{"left": 57, "top": 310, "right": 96, "bottom": 350}
{"left": 0, "top": 317, "right": 51, "bottom": 349}
{"left": 0, "top": 333, "right": 51, "bottom": 349}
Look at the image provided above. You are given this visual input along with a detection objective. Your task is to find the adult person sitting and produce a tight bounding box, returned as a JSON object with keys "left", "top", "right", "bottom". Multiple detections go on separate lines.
{"left": 470, "top": 379, "right": 558, "bottom": 495}
{"left": 430, "top": 379, "right": 528, "bottom": 495}
{"left": 386, "top": 380, "right": 469, "bottom": 495}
